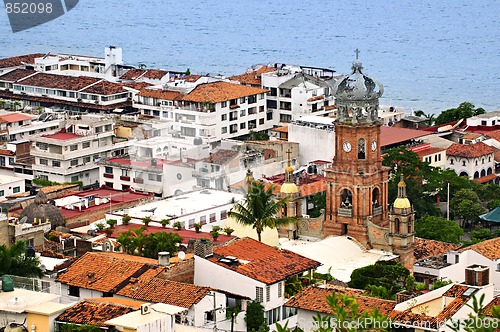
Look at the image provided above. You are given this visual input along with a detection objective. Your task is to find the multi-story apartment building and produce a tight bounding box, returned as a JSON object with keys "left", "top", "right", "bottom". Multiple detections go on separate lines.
{"left": 261, "top": 66, "right": 335, "bottom": 124}
{"left": 30, "top": 115, "right": 132, "bottom": 186}
{"left": 0, "top": 110, "right": 61, "bottom": 142}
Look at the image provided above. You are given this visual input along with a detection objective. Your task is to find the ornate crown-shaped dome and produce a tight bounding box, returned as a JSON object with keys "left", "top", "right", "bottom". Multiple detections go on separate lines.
{"left": 333, "top": 56, "right": 384, "bottom": 125}
{"left": 333, "top": 60, "right": 384, "bottom": 102}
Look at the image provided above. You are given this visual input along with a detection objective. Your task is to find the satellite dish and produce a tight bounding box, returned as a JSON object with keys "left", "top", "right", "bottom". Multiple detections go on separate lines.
{"left": 40, "top": 264, "right": 47, "bottom": 272}
{"left": 178, "top": 251, "right": 186, "bottom": 260}
{"left": 19, "top": 216, "right": 28, "bottom": 224}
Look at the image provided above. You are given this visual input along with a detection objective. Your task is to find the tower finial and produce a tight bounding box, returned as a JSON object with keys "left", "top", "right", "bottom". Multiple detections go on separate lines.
{"left": 286, "top": 148, "right": 292, "bottom": 167}
{"left": 355, "top": 48, "right": 360, "bottom": 60}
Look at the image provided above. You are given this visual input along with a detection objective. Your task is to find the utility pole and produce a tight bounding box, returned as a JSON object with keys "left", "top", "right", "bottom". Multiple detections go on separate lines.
{"left": 446, "top": 181, "right": 450, "bottom": 220}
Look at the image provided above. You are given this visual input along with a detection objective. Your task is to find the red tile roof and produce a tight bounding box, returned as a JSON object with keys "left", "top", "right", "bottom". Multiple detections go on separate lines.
{"left": 56, "top": 252, "right": 158, "bottom": 293}
{"left": 285, "top": 285, "right": 395, "bottom": 316}
{"left": 229, "top": 66, "right": 275, "bottom": 86}
{"left": 181, "top": 75, "right": 202, "bottom": 83}
{"left": 271, "top": 126, "right": 289, "bottom": 133}
{"left": 0, "top": 149, "right": 15, "bottom": 156}
{"left": 43, "top": 132, "right": 80, "bottom": 140}
{"left": 413, "top": 237, "right": 461, "bottom": 261}
{"left": 81, "top": 80, "right": 127, "bottom": 95}
{"left": 380, "top": 126, "right": 429, "bottom": 147}
{"left": 120, "top": 69, "right": 146, "bottom": 80}
{"left": 484, "top": 296, "right": 500, "bottom": 317}
{"left": 0, "top": 68, "right": 37, "bottom": 82}
{"left": 18, "top": 72, "right": 101, "bottom": 91}
{"left": 486, "top": 129, "right": 500, "bottom": 142}
{"left": 105, "top": 157, "right": 164, "bottom": 170}
{"left": 117, "top": 266, "right": 212, "bottom": 308}
{"left": 0, "top": 112, "right": 33, "bottom": 122}
{"left": 458, "top": 237, "right": 500, "bottom": 260}
{"left": 182, "top": 81, "right": 268, "bottom": 103}
{"left": 203, "top": 149, "right": 239, "bottom": 165}
{"left": 143, "top": 69, "right": 169, "bottom": 79}
{"left": 414, "top": 147, "right": 446, "bottom": 159}
{"left": 121, "top": 81, "right": 153, "bottom": 90}
{"left": 0, "top": 53, "right": 44, "bottom": 69}
{"left": 390, "top": 284, "right": 470, "bottom": 330}
{"left": 208, "top": 237, "right": 321, "bottom": 284}
{"left": 137, "top": 89, "right": 184, "bottom": 100}
{"left": 56, "top": 298, "right": 143, "bottom": 326}
{"left": 446, "top": 142, "right": 495, "bottom": 158}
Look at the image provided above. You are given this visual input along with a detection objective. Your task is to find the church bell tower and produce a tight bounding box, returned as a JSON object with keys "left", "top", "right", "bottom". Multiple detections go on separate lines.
{"left": 323, "top": 53, "right": 390, "bottom": 248}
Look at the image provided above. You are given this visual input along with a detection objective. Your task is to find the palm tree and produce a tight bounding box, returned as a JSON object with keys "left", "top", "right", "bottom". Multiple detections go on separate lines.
{"left": 12, "top": 101, "right": 21, "bottom": 111}
{"left": 227, "top": 181, "right": 294, "bottom": 242}
{"left": 0, "top": 241, "right": 43, "bottom": 278}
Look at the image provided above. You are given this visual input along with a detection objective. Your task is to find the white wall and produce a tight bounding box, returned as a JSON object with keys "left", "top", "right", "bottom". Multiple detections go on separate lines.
{"left": 288, "top": 124, "right": 334, "bottom": 164}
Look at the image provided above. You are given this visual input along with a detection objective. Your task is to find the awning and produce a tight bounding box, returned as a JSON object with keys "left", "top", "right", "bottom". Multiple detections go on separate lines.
{"left": 474, "top": 173, "right": 497, "bottom": 183}
{"left": 480, "top": 206, "right": 500, "bottom": 223}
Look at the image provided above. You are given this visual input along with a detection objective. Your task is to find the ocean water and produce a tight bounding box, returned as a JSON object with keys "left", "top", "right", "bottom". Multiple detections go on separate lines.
{"left": 0, "top": 0, "right": 499, "bottom": 114}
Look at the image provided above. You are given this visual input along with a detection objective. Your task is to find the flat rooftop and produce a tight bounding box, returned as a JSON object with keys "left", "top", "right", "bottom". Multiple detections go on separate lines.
{"left": 280, "top": 236, "right": 398, "bottom": 282}
{"left": 117, "top": 189, "right": 242, "bottom": 220}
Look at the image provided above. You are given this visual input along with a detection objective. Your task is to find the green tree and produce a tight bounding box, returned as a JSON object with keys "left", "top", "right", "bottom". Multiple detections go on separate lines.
{"left": 413, "top": 110, "right": 435, "bottom": 126}
{"left": 434, "top": 102, "right": 486, "bottom": 125}
{"left": 309, "top": 192, "right": 326, "bottom": 218}
{"left": 245, "top": 301, "right": 268, "bottom": 332}
{"left": 382, "top": 147, "right": 441, "bottom": 217}
{"left": 249, "top": 130, "right": 269, "bottom": 141}
{"left": 0, "top": 99, "right": 6, "bottom": 109}
{"left": 228, "top": 181, "right": 294, "bottom": 242}
{"left": 313, "top": 292, "right": 392, "bottom": 332}
{"left": 415, "top": 216, "right": 464, "bottom": 244}
{"left": 12, "top": 101, "right": 21, "bottom": 111}
{"left": 0, "top": 241, "right": 43, "bottom": 278}
{"left": 142, "top": 232, "right": 182, "bottom": 258}
{"left": 59, "top": 323, "right": 101, "bottom": 332}
{"left": 450, "top": 188, "right": 485, "bottom": 226}
{"left": 348, "top": 261, "right": 410, "bottom": 300}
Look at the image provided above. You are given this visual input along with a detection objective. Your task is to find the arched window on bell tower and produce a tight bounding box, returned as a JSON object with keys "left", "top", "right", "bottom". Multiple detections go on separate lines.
{"left": 340, "top": 189, "right": 353, "bottom": 209}
{"left": 394, "top": 218, "right": 400, "bottom": 233}
{"left": 408, "top": 217, "right": 413, "bottom": 234}
{"left": 372, "top": 188, "right": 380, "bottom": 207}
{"left": 358, "top": 138, "right": 366, "bottom": 159}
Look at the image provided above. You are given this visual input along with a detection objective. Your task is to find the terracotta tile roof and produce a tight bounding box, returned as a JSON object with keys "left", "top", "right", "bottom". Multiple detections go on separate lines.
{"left": 0, "top": 149, "right": 15, "bottom": 156}
{"left": 43, "top": 132, "right": 80, "bottom": 140}
{"left": 182, "top": 81, "right": 268, "bottom": 103}
{"left": 56, "top": 252, "right": 157, "bottom": 293}
{"left": 414, "top": 147, "right": 446, "bottom": 158}
{"left": 203, "top": 149, "right": 239, "bottom": 165}
{"left": 0, "top": 53, "right": 44, "bottom": 69}
{"left": 458, "top": 237, "right": 500, "bottom": 260}
{"left": 271, "top": 126, "right": 289, "bottom": 133}
{"left": 307, "top": 95, "right": 324, "bottom": 102}
{"left": 120, "top": 69, "right": 146, "bottom": 80}
{"left": 18, "top": 72, "right": 101, "bottom": 91}
{"left": 446, "top": 142, "right": 495, "bottom": 158}
{"left": 285, "top": 285, "right": 395, "bottom": 316}
{"left": 462, "top": 132, "right": 483, "bottom": 140}
{"left": 380, "top": 126, "right": 429, "bottom": 147}
{"left": 486, "top": 129, "right": 500, "bottom": 142}
{"left": 495, "top": 150, "right": 500, "bottom": 162}
{"left": 484, "top": 296, "right": 500, "bottom": 317}
{"left": 390, "top": 284, "right": 470, "bottom": 329}
{"left": 182, "top": 75, "right": 202, "bottom": 83}
{"left": 229, "top": 66, "right": 275, "bottom": 86}
{"left": 475, "top": 173, "right": 498, "bottom": 183}
{"left": 208, "top": 237, "right": 321, "bottom": 284}
{"left": 56, "top": 298, "right": 142, "bottom": 326}
{"left": 121, "top": 81, "right": 153, "bottom": 90}
{"left": 0, "top": 112, "right": 33, "bottom": 122}
{"left": 143, "top": 69, "right": 169, "bottom": 79}
{"left": 413, "top": 237, "right": 461, "bottom": 261}
{"left": 81, "top": 80, "right": 127, "bottom": 95}
{"left": 138, "top": 89, "right": 184, "bottom": 100}
{"left": 117, "top": 266, "right": 211, "bottom": 308}
{"left": 0, "top": 68, "right": 37, "bottom": 82}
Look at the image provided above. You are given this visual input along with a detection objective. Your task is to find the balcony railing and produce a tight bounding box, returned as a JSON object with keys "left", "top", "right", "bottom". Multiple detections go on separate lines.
{"left": 103, "top": 173, "right": 113, "bottom": 179}
{"left": 338, "top": 208, "right": 353, "bottom": 217}
{"left": 373, "top": 206, "right": 382, "bottom": 216}
{"left": 133, "top": 177, "right": 144, "bottom": 184}
{"left": 120, "top": 176, "right": 130, "bottom": 181}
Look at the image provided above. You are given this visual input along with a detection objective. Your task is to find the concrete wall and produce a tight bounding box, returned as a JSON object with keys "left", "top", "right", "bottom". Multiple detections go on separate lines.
{"left": 288, "top": 124, "right": 334, "bottom": 164}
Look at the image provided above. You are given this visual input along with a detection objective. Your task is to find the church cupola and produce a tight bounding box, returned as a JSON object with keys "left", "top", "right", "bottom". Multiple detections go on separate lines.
{"left": 333, "top": 49, "right": 384, "bottom": 126}
{"left": 393, "top": 175, "right": 412, "bottom": 210}
{"left": 280, "top": 149, "right": 298, "bottom": 195}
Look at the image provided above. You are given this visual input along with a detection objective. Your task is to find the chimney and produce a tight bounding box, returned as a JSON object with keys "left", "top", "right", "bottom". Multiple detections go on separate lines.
{"left": 158, "top": 251, "right": 170, "bottom": 266}
{"left": 194, "top": 239, "right": 213, "bottom": 258}
{"left": 465, "top": 265, "right": 489, "bottom": 286}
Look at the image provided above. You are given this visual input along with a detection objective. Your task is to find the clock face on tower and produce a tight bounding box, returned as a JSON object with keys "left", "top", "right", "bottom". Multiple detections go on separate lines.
{"left": 343, "top": 141, "right": 352, "bottom": 152}
{"left": 371, "top": 140, "right": 377, "bottom": 151}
